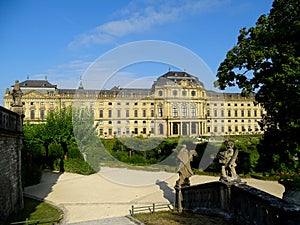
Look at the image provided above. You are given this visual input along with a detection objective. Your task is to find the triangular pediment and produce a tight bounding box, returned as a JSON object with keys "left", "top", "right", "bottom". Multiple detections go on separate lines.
{"left": 23, "top": 90, "right": 47, "bottom": 98}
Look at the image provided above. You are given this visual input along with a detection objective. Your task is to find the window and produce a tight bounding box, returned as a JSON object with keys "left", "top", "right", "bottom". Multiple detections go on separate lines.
{"left": 241, "top": 109, "right": 245, "bottom": 117}
{"left": 248, "top": 110, "right": 251, "bottom": 117}
{"left": 173, "top": 90, "right": 178, "bottom": 96}
{"left": 191, "top": 106, "right": 196, "bottom": 117}
{"left": 40, "top": 102, "right": 44, "bottom": 106}
{"left": 143, "top": 110, "right": 146, "bottom": 117}
{"left": 143, "top": 128, "right": 146, "bottom": 134}
{"left": 191, "top": 90, "right": 196, "bottom": 96}
{"left": 126, "top": 102, "right": 129, "bottom": 105}
{"left": 126, "top": 128, "right": 130, "bottom": 135}
{"left": 207, "top": 127, "right": 211, "bottom": 133}
{"left": 254, "top": 110, "right": 257, "bottom": 117}
{"left": 40, "top": 110, "right": 44, "bottom": 119}
{"left": 182, "top": 90, "right": 187, "bottom": 96}
{"left": 118, "top": 128, "right": 121, "bottom": 135}
{"left": 228, "top": 103, "right": 231, "bottom": 106}
{"left": 214, "top": 127, "right": 218, "bottom": 133}
{"left": 134, "top": 110, "right": 138, "bottom": 117}
{"left": 126, "top": 110, "right": 129, "bottom": 117}
{"left": 159, "top": 124, "right": 164, "bottom": 135}
{"left": 228, "top": 109, "right": 231, "bottom": 117}
{"left": 99, "top": 129, "right": 103, "bottom": 135}
{"left": 108, "top": 128, "right": 112, "bottom": 135}
{"left": 143, "top": 120, "right": 146, "bottom": 124}
{"left": 207, "top": 109, "right": 210, "bottom": 117}
{"left": 151, "top": 110, "right": 154, "bottom": 117}
{"left": 30, "top": 110, "right": 35, "bottom": 119}
{"left": 235, "top": 126, "right": 239, "bottom": 132}
{"left": 173, "top": 123, "right": 179, "bottom": 135}
{"left": 158, "top": 107, "right": 163, "bottom": 117}
{"left": 191, "top": 122, "right": 197, "bottom": 134}
{"left": 117, "top": 110, "right": 121, "bottom": 118}
{"left": 134, "top": 128, "right": 138, "bottom": 134}
{"left": 108, "top": 102, "right": 112, "bottom": 105}
{"left": 234, "top": 110, "right": 238, "bottom": 117}
{"left": 182, "top": 123, "right": 187, "bottom": 135}
{"left": 173, "top": 107, "right": 178, "bottom": 117}
{"left": 221, "top": 126, "right": 225, "bottom": 133}
{"left": 214, "top": 110, "right": 218, "bottom": 117}
{"left": 221, "top": 110, "right": 224, "bottom": 117}
{"left": 30, "top": 102, "right": 35, "bottom": 105}
{"left": 134, "top": 102, "right": 138, "bottom": 105}
{"left": 117, "top": 102, "right": 121, "bottom": 105}
{"left": 158, "top": 90, "right": 163, "bottom": 96}
{"left": 182, "top": 106, "right": 187, "bottom": 117}
{"left": 99, "top": 110, "right": 103, "bottom": 118}
{"left": 50, "top": 102, "right": 54, "bottom": 106}
{"left": 90, "top": 109, "right": 94, "bottom": 118}
{"left": 108, "top": 110, "right": 112, "bottom": 118}
{"left": 142, "top": 102, "right": 146, "bottom": 106}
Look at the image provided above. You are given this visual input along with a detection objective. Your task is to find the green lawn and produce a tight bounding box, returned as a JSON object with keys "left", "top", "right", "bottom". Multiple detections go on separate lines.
{"left": 133, "top": 211, "right": 231, "bottom": 225}
{"left": 7, "top": 197, "right": 63, "bottom": 225}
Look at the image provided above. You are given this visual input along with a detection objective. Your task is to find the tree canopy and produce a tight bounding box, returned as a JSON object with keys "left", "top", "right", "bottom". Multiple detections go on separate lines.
{"left": 216, "top": 0, "right": 300, "bottom": 172}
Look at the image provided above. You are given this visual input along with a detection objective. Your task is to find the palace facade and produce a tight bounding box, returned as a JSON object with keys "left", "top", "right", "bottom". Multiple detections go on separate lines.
{"left": 4, "top": 71, "right": 264, "bottom": 138}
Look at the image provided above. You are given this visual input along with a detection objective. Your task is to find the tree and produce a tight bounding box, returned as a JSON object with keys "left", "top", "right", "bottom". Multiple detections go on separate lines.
{"left": 215, "top": 0, "right": 300, "bottom": 172}
{"left": 45, "top": 106, "right": 75, "bottom": 158}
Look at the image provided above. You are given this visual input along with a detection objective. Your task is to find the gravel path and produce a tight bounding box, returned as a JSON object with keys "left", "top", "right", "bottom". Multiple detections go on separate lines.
{"left": 24, "top": 167, "right": 284, "bottom": 224}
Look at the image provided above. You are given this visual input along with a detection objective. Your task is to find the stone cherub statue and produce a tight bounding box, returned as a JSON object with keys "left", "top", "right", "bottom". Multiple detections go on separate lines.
{"left": 176, "top": 144, "right": 197, "bottom": 186}
{"left": 218, "top": 140, "right": 241, "bottom": 183}
{"left": 11, "top": 80, "right": 23, "bottom": 107}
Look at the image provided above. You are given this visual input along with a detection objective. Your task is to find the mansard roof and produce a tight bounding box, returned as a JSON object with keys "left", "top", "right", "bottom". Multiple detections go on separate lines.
{"left": 18, "top": 80, "right": 57, "bottom": 88}
{"left": 152, "top": 71, "right": 204, "bottom": 87}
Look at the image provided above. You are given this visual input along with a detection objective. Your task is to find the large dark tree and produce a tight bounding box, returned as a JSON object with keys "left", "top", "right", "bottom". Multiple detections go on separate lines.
{"left": 216, "top": 0, "right": 300, "bottom": 172}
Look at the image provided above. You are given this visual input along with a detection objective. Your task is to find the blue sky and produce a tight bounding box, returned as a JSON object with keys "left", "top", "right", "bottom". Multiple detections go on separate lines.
{"left": 0, "top": 0, "right": 274, "bottom": 105}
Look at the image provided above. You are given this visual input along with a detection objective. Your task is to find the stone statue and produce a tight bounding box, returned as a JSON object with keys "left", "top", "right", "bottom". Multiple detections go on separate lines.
{"left": 176, "top": 144, "right": 197, "bottom": 186}
{"left": 11, "top": 80, "right": 23, "bottom": 107}
{"left": 218, "top": 140, "right": 241, "bottom": 183}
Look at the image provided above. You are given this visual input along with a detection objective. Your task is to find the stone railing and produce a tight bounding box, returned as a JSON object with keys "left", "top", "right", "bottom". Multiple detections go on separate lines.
{"left": 180, "top": 181, "right": 300, "bottom": 225}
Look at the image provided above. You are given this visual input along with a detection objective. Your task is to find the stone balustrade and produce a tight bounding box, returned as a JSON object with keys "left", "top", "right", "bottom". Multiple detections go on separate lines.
{"left": 179, "top": 181, "right": 300, "bottom": 225}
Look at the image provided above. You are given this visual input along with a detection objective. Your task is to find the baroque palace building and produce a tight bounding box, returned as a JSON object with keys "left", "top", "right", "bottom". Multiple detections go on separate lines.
{"left": 4, "top": 71, "right": 264, "bottom": 138}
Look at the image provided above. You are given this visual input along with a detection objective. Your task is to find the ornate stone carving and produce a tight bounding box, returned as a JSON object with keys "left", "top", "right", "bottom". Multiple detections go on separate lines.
{"left": 218, "top": 140, "right": 241, "bottom": 183}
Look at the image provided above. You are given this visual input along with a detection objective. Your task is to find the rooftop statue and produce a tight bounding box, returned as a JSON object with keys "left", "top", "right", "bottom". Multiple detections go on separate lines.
{"left": 11, "top": 80, "right": 23, "bottom": 107}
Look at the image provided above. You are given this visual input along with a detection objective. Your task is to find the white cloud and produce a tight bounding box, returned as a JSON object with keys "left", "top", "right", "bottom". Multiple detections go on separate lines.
{"left": 69, "top": 0, "right": 227, "bottom": 48}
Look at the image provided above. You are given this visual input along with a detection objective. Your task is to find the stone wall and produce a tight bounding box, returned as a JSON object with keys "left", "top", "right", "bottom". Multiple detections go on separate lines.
{"left": 0, "top": 106, "right": 24, "bottom": 223}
